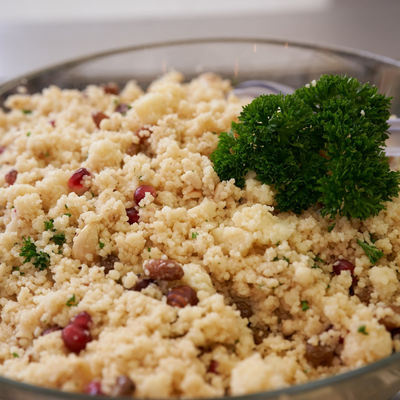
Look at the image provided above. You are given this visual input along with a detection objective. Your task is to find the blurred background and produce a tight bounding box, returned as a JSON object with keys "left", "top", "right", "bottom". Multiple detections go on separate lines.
{"left": 1, "top": 0, "right": 400, "bottom": 83}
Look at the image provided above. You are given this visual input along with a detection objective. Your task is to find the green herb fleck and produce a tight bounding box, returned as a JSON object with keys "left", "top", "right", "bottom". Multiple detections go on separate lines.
{"left": 66, "top": 294, "right": 78, "bottom": 307}
{"left": 12, "top": 353, "right": 19, "bottom": 358}
{"left": 90, "top": 191, "right": 95, "bottom": 198}
{"left": 64, "top": 213, "right": 71, "bottom": 217}
{"left": 314, "top": 255, "right": 324, "bottom": 264}
{"left": 210, "top": 75, "right": 400, "bottom": 221}
{"left": 148, "top": 247, "right": 151, "bottom": 252}
{"left": 50, "top": 233, "right": 66, "bottom": 246}
{"left": 276, "top": 241, "right": 281, "bottom": 246}
{"left": 64, "top": 204, "right": 69, "bottom": 209}
{"left": 20, "top": 237, "right": 50, "bottom": 271}
{"left": 283, "top": 257, "right": 290, "bottom": 263}
{"left": 273, "top": 256, "right": 280, "bottom": 262}
{"left": 356, "top": 238, "right": 384, "bottom": 264}
{"left": 327, "top": 284, "right": 330, "bottom": 289}
{"left": 26, "top": 132, "right": 31, "bottom": 137}
{"left": 139, "top": 176, "right": 143, "bottom": 181}
{"left": 113, "top": 99, "right": 119, "bottom": 105}
{"left": 44, "top": 152, "right": 50, "bottom": 157}
{"left": 358, "top": 325, "right": 368, "bottom": 335}
{"left": 11, "top": 206, "right": 14, "bottom": 209}
{"left": 192, "top": 232, "right": 199, "bottom": 239}
{"left": 22, "top": 109, "right": 31, "bottom": 114}
{"left": 369, "top": 233, "right": 377, "bottom": 244}
{"left": 99, "top": 241, "right": 105, "bottom": 249}
{"left": 327, "top": 224, "right": 336, "bottom": 233}
{"left": 44, "top": 219, "right": 55, "bottom": 232}
{"left": 301, "top": 301, "right": 309, "bottom": 311}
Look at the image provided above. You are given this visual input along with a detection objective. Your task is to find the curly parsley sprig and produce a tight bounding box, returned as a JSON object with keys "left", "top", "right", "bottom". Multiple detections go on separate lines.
{"left": 211, "top": 75, "right": 400, "bottom": 220}
{"left": 19, "top": 236, "right": 50, "bottom": 271}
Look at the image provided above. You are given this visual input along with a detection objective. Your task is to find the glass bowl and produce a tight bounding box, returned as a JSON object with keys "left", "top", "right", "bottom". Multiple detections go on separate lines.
{"left": 1, "top": 38, "right": 400, "bottom": 400}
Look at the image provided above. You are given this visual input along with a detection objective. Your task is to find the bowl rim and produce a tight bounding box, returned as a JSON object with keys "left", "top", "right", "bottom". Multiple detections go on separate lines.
{"left": 1, "top": 37, "right": 400, "bottom": 399}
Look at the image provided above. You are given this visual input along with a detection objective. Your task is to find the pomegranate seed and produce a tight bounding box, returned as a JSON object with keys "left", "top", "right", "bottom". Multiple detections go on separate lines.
{"left": 126, "top": 207, "right": 140, "bottom": 224}
{"left": 84, "top": 380, "right": 104, "bottom": 396}
{"left": 134, "top": 185, "right": 156, "bottom": 205}
{"left": 5, "top": 169, "right": 18, "bottom": 185}
{"left": 49, "top": 120, "right": 56, "bottom": 127}
{"left": 102, "top": 82, "right": 119, "bottom": 95}
{"left": 71, "top": 311, "right": 92, "bottom": 330}
{"left": 61, "top": 324, "right": 92, "bottom": 353}
{"left": 0, "top": 146, "right": 6, "bottom": 154}
{"left": 41, "top": 326, "right": 61, "bottom": 336}
{"left": 333, "top": 259, "right": 355, "bottom": 276}
{"left": 92, "top": 111, "right": 109, "bottom": 129}
{"left": 115, "top": 103, "right": 131, "bottom": 114}
{"left": 68, "top": 168, "right": 91, "bottom": 194}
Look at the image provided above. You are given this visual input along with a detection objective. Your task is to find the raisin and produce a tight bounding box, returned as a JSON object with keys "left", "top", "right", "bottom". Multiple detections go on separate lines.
{"left": 234, "top": 301, "right": 253, "bottom": 319}
{"left": 133, "top": 278, "right": 154, "bottom": 292}
{"left": 126, "top": 143, "right": 140, "bottom": 156}
{"left": 167, "top": 285, "right": 199, "bottom": 308}
{"left": 356, "top": 286, "right": 373, "bottom": 304}
{"left": 208, "top": 360, "right": 219, "bottom": 374}
{"left": 111, "top": 375, "right": 136, "bottom": 397}
{"left": 100, "top": 255, "right": 119, "bottom": 275}
{"left": 253, "top": 328, "right": 268, "bottom": 345}
{"left": 102, "top": 82, "right": 119, "bottom": 95}
{"left": 92, "top": 111, "right": 109, "bottom": 129}
{"left": 305, "top": 344, "right": 334, "bottom": 368}
{"left": 144, "top": 259, "right": 184, "bottom": 281}
{"left": 115, "top": 103, "right": 131, "bottom": 114}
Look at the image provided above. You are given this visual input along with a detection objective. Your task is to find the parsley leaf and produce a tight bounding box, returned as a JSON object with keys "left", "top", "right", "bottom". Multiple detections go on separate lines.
{"left": 33, "top": 251, "right": 50, "bottom": 271}
{"left": 192, "top": 232, "right": 199, "bottom": 239}
{"left": 99, "top": 240, "right": 105, "bottom": 249}
{"left": 301, "top": 301, "right": 309, "bottom": 311}
{"left": 12, "top": 353, "right": 19, "bottom": 358}
{"left": 20, "top": 237, "right": 38, "bottom": 263}
{"left": 50, "top": 233, "right": 66, "bottom": 246}
{"left": 64, "top": 213, "right": 71, "bottom": 217}
{"left": 211, "top": 75, "right": 400, "bottom": 220}
{"left": 22, "top": 109, "right": 31, "bottom": 114}
{"left": 327, "top": 224, "right": 336, "bottom": 233}
{"left": 358, "top": 325, "right": 368, "bottom": 335}
{"left": 44, "top": 219, "right": 55, "bottom": 232}
{"left": 356, "top": 238, "right": 384, "bottom": 264}
{"left": 66, "top": 294, "right": 78, "bottom": 307}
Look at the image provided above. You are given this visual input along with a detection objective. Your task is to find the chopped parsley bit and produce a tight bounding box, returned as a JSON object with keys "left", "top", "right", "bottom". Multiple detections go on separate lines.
{"left": 50, "top": 232, "right": 66, "bottom": 246}
{"left": 22, "top": 109, "right": 32, "bottom": 114}
{"left": 369, "top": 233, "right": 377, "bottom": 244}
{"left": 276, "top": 241, "right": 281, "bottom": 246}
{"left": 12, "top": 353, "right": 19, "bottom": 358}
{"left": 358, "top": 325, "right": 368, "bottom": 335}
{"left": 311, "top": 265, "right": 320, "bottom": 269}
{"left": 26, "top": 132, "right": 31, "bottom": 137}
{"left": 301, "top": 301, "right": 309, "bottom": 311}
{"left": 148, "top": 247, "right": 151, "bottom": 252}
{"left": 211, "top": 132, "right": 217, "bottom": 135}
{"left": 98, "top": 241, "right": 105, "bottom": 249}
{"left": 64, "top": 213, "right": 71, "bottom": 217}
{"left": 139, "top": 176, "right": 143, "bottom": 181}
{"left": 64, "top": 204, "right": 69, "bottom": 209}
{"left": 283, "top": 256, "right": 290, "bottom": 263}
{"left": 10, "top": 206, "right": 14, "bottom": 209}
{"left": 327, "top": 284, "right": 330, "bottom": 289}
{"left": 235, "top": 339, "right": 240, "bottom": 344}
{"left": 90, "top": 191, "right": 95, "bottom": 198}
{"left": 327, "top": 224, "right": 336, "bottom": 233}
{"left": 192, "top": 232, "right": 199, "bottom": 239}
{"left": 314, "top": 255, "right": 324, "bottom": 264}
{"left": 273, "top": 256, "right": 280, "bottom": 262}
{"left": 66, "top": 294, "right": 78, "bottom": 307}
{"left": 44, "top": 219, "right": 56, "bottom": 232}
{"left": 20, "top": 236, "right": 50, "bottom": 270}
{"left": 356, "top": 238, "right": 384, "bottom": 264}
{"left": 44, "top": 152, "right": 50, "bottom": 157}
{"left": 113, "top": 99, "right": 119, "bottom": 105}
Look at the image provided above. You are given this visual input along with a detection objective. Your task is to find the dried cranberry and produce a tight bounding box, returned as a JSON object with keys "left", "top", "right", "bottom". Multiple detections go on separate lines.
{"left": 102, "top": 82, "right": 119, "bottom": 95}
{"left": 144, "top": 259, "right": 184, "bottom": 281}
{"left": 100, "top": 255, "right": 119, "bottom": 275}
{"left": 5, "top": 169, "right": 18, "bottom": 185}
{"left": 208, "top": 360, "right": 219, "bottom": 374}
{"left": 126, "top": 207, "right": 140, "bottom": 224}
{"left": 84, "top": 380, "right": 104, "bottom": 396}
{"left": 68, "top": 168, "right": 91, "bottom": 194}
{"left": 41, "top": 326, "right": 61, "bottom": 336}
{"left": 134, "top": 185, "right": 156, "bottom": 205}
{"left": 333, "top": 259, "right": 355, "bottom": 276}
{"left": 305, "top": 344, "right": 334, "bottom": 368}
{"left": 167, "top": 285, "right": 199, "bottom": 308}
{"left": 92, "top": 111, "right": 109, "bottom": 129}
{"left": 133, "top": 278, "right": 154, "bottom": 292}
{"left": 234, "top": 301, "right": 253, "bottom": 319}
{"left": 111, "top": 375, "right": 136, "bottom": 397}
{"left": 71, "top": 311, "right": 92, "bottom": 330}
{"left": 115, "top": 103, "right": 131, "bottom": 114}
{"left": 61, "top": 324, "right": 92, "bottom": 353}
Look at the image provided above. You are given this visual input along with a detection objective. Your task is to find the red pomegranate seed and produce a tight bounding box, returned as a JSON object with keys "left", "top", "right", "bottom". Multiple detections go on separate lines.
{"left": 333, "top": 259, "right": 355, "bottom": 276}
{"left": 92, "top": 111, "right": 109, "bottom": 129}
{"left": 61, "top": 324, "right": 92, "bottom": 353}
{"left": 134, "top": 185, "right": 156, "bottom": 205}
{"left": 126, "top": 207, "right": 140, "bottom": 224}
{"left": 5, "top": 169, "right": 18, "bottom": 185}
{"left": 49, "top": 120, "right": 56, "bottom": 127}
{"left": 71, "top": 311, "right": 92, "bottom": 330}
{"left": 68, "top": 168, "right": 91, "bottom": 194}
{"left": 84, "top": 380, "right": 104, "bottom": 396}
{"left": 102, "top": 82, "right": 119, "bottom": 95}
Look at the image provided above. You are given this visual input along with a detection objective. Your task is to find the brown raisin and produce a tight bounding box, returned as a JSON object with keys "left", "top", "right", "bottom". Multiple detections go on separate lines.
{"left": 102, "top": 82, "right": 120, "bottom": 95}
{"left": 253, "top": 328, "right": 268, "bottom": 345}
{"left": 356, "top": 286, "right": 373, "bottom": 304}
{"left": 100, "top": 255, "right": 119, "bottom": 275}
{"left": 92, "top": 111, "right": 109, "bottom": 129}
{"left": 115, "top": 103, "right": 131, "bottom": 114}
{"left": 234, "top": 301, "right": 253, "bottom": 319}
{"left": 144, "top": 259, "right": 184, "bottom": 281}
{"left": 167, "top": 285, "right": 199, "bottom": 308}
{"left": 111, "top": 375, "right": 136, "bottom": 397}
{"left": 305, "top": 344, "right": 334, "bottom": 368}
{"left": 126, "top": 143, "right": 140, "bottom": 156}
{"left": 133, "top": 278, "right": 154, "bottom": 292}
{"left": 208, "top": 360, "right": 219, "bottom": 374}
